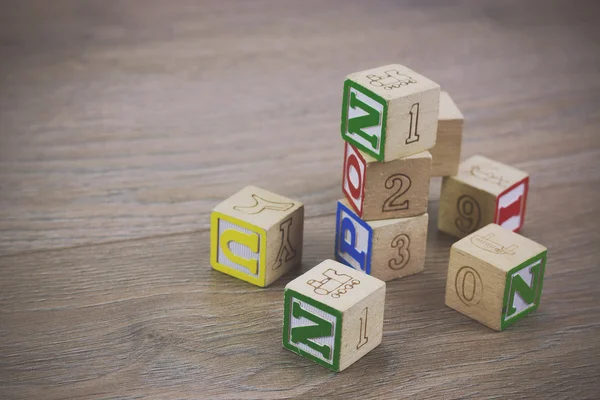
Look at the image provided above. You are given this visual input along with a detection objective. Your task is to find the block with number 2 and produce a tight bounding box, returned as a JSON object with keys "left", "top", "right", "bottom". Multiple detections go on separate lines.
{"left": 334, "top": 199, "right": 428, "bottom": 281}
{"left": 341, "top": 64, "right": 440, "bottom": 162}
{"left": 283, "top": 259, "right": 385, "bottom": 372}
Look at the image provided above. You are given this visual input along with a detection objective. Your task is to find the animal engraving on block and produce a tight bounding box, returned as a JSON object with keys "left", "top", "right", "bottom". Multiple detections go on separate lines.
{"left": 307, "top": 268, "right": 361, "bottom": 299}
{"left": 470, "top": 233, "right": 518, "bottom": 256}
{"left": 233, "top": 194, "right": 294, "bottom": 215}
{"left": 455, "top": 266, "right": 484, "bottom": 306}
{"left": 455, "top": 195, "right": 481, "bottom": 234}
{"left": 388, "top": 234, "right": 410, "bottom": 270}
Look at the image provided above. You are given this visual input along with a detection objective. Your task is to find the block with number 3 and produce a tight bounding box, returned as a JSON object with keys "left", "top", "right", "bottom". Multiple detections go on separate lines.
{"left": 283, "top": 259, "right": 385, "bottom": 371}
{"left": 210, "top": 186, "right": 304, "bottom": 287}
{"left": 445, "top": 223, "right": 547, "bottom": 331}
{"left": 342, "top": 141, "right": 431, "bottom": 221}
{"left": 341, "top": 64, "right": 440, "bottom": 162}
{"left": 438, "top": 155, "right": 529, "bottom": 239}
{"left": 334, "top": 199, "right": 428, "bottom": 281}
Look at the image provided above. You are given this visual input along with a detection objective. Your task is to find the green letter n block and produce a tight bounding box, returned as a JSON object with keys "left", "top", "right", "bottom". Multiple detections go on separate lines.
{"left": 341, "top": 80, "right": 387, "bottom": 161}
{"left": 501, "top": 251, "right": 547, "bottom": 330}
{"left": 283, "top": 289, "right": 342, "bottom": 371}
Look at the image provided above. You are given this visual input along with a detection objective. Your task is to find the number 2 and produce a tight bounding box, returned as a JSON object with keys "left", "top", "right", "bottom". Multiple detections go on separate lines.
{"left": 382, "top": 174, "right": 411, "bottom": 212}
{"left": 405, "top": 103, "right": 420, "bottom": 144}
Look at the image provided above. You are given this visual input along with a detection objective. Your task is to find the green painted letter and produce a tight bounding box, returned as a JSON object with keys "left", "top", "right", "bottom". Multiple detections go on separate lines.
{"left": 348, "top": 91, "right": 381, "bottom": 150}
{"left": 291, "top": 301, "right": 333, "bottom": 359}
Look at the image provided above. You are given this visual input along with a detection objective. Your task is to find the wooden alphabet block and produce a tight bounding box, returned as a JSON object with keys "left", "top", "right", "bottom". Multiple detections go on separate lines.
{"left": 342, "top": 141, "right": 431, "bottom": 221}
{"left": 430, "top": 91, "right": 464, "bottom": 177}
{"left": 334, "top": 199, "right": 428, "bottom": 281}
{"left": 445, "top": 223, "right": 547, "bottom": 331}
{"left": 341, "top": 64, "right": 440, "bottom": 162}
{"left": 283, "top": 259, "right": 385, "bottom": 371}
{"left": 438, "top": 155, "right": 529, "bottom": 239}
{"left": 210, "top": 186, "right": 303, "bottom": 287}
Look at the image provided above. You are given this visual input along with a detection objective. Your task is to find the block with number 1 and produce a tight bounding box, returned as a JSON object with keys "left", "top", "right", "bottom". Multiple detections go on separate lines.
{"left": 341, "top": 64, "right": 440, "bottom": 162}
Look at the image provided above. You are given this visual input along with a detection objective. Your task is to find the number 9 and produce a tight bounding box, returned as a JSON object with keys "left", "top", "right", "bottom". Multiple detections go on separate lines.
{"left": 455, "top": 195, "right": 481, "bottom": 234}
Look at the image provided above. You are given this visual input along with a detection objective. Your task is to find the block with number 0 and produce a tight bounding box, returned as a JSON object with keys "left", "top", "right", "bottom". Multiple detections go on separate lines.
{"left": 334, "top": 199, "right": 428, "bottom": 281}
{"left": 342, "top": 141, "right": 431, "bottom": 221}
{"left": 341, "top": 64, "right": 440, "bottom": 162}
{"left": 210, "top": 186, "right": 304, "bottom": 287}
{"left": 283, "top": 259, "right": 385, "bottom": 371}
{"left": 445, "top": 223, "right": 547, "bottom": 331}
{"left": 438, "top": 155, "right": 529, "bottom": 239}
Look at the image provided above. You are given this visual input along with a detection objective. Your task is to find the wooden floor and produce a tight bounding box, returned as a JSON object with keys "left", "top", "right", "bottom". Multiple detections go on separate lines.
{"left": 1, "top": 1, "right": 599, "bottom": 398}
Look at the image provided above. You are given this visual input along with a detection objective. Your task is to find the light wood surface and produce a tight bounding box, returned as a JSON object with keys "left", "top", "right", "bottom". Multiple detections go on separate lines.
{"left": 1, "top": 1, "right": 600, "bottom": 399}
{"left": 430, "top": 91, "right": 463, "bottom": 177}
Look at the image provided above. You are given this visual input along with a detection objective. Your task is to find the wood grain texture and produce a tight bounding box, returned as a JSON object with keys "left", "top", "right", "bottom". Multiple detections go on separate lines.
{"left": 1, "top": 0, "right": 599, "bottom": 399}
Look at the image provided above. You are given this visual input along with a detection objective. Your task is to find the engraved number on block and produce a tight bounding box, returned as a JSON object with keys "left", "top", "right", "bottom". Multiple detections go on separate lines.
{"left": 455, "top": 195, "right": 481, "bottom": 234}
{"left": 382, "top": 174, "right": 411, "bottom": 212}
{"left": 273, "top": 217, "right": 296, "bottom": 270}
{"left": 335, "top": 202, "right": 372, "bottom": 274}
{"left": 289, "top": 298, "right": 336, "bottom": 365}
{"left": 455, "top": 266, "right": 484, "bottom": 306}
{"left": 388, "top": 234, "right": 410, "bottom": 270}
{"left": 356, "top": 307, "right": 369, "bottom": 350}
{"left": 405, "top": 103, "right": 420, "bottom": 144}
{"left": 217, "top": 219, "right": 261, "bottom": 276}
{"left": 503, "top": 258, "right": 544, "bottom": 325}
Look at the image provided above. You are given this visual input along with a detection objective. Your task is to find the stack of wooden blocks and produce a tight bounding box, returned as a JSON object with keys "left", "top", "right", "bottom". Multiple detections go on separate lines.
{"left": 209, "top": 63, "right": 548, "bottom": 373}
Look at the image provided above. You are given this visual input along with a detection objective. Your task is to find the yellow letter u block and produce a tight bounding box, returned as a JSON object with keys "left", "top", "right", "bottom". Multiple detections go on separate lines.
{"left": 211, "top": 212, "right": 267, "bottom": 286}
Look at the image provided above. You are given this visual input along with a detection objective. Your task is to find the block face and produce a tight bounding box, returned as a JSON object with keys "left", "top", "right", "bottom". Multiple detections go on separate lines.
{"left": 361, "top": 150, "right": 431, "bottom": 220}
{"left": 335, "top": 200, "right": 373, "bottom": 274}
{"left": 342, "top": 142, "right": 367, "bottom": 215}
{"left": 211, "top": 186, "right": 303, "bottom": 287}
{"left": 501, "top": 251, "right": 546, "bottom": 330}
{"left": 495, "top": 177, "right": 528, "bottom": 232}
{"left": 446, "top": 224, "right": 548, "bottom": 331}
{"left": 438, "top": 155, "right": 529, "bottom": 238}
{"left": 341, "top": 79, "right": 387, "bottom": 161}
{"left": 210, "top": 212, "right": 267, "bottom": 286}
{"left": 343, "top": 64, "right": 440, "bottom": 161}
{"left": 430, "top": 91, "right": 463, "bottom": 177}
{"left": 284, "top": 260, "right": 386, "bottom": 371}
{"left": 369, "top": 213, "right": 428, "bottom": 281}
{"left": 283, "top": 289, "right": 342, "bottom": 371}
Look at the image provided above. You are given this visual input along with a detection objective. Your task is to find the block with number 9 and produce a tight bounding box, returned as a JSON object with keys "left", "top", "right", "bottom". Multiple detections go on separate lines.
{"left": 341, "top": 64, "right": 440, "bottom": 162}
{"left": 210, "top": 186, "right": 304, "bottom": 287}
{"left": 334, "top": 199, "right": 428, "bottom": 281}
{"left": 438, "top": 155, "right": 529, "bottom": 239}
{"left": 445, "top": 223, "right": 547, "bottom": 331}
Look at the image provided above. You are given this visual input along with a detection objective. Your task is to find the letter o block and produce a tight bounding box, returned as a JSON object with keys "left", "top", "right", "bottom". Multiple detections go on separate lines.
{"left": 445, "top": 223, "right": 547, "bottom": 331}
{"left": 334, "top": 199, "right": 428, "bottom": 281}
{"left": 210, "top": 186, "right": 303, "bottom": 287}
{"left": 438, "top": 155, "right": 529, "bottom": 239}
{"left": 341, "top": 64, "right": 440, "bottom": 162}
{"left": 342, "top": 141, "right": 431, "bottom": 220}
{"left": 283, "top": 259, "right": 385, "bottom": 372}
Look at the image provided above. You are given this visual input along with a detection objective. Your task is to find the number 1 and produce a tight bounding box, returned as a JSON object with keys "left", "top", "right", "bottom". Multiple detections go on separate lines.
{"left": 405, "top": 103, "right": 420, "bottom": 144}
{"left": 356, "top": 307, "right": 369, "bottom": 349}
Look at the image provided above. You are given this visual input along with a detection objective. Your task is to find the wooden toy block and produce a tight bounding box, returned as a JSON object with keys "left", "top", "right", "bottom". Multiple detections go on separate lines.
{"left": 430, "top": 91, "right": 464, "bottom": 177}
{"left": 438, "top": 155, "right": 529, "bottom": 239}
{"left": 341, "top": 64, "right": 440, "bottom": 162}
{"left": 445, "top": 223, "right": 547, "bottom": 331}
{"left": 342, "top": 141, "right": 431, "bottom": 221}
{"left": 334, "top": 199, "right": 428, "bottom": 281}
{"left": 210, "top": 186, "right": 303, "bottom": 287}
{"left": 283, "top": 259, "right": 385, "bottom": 371}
